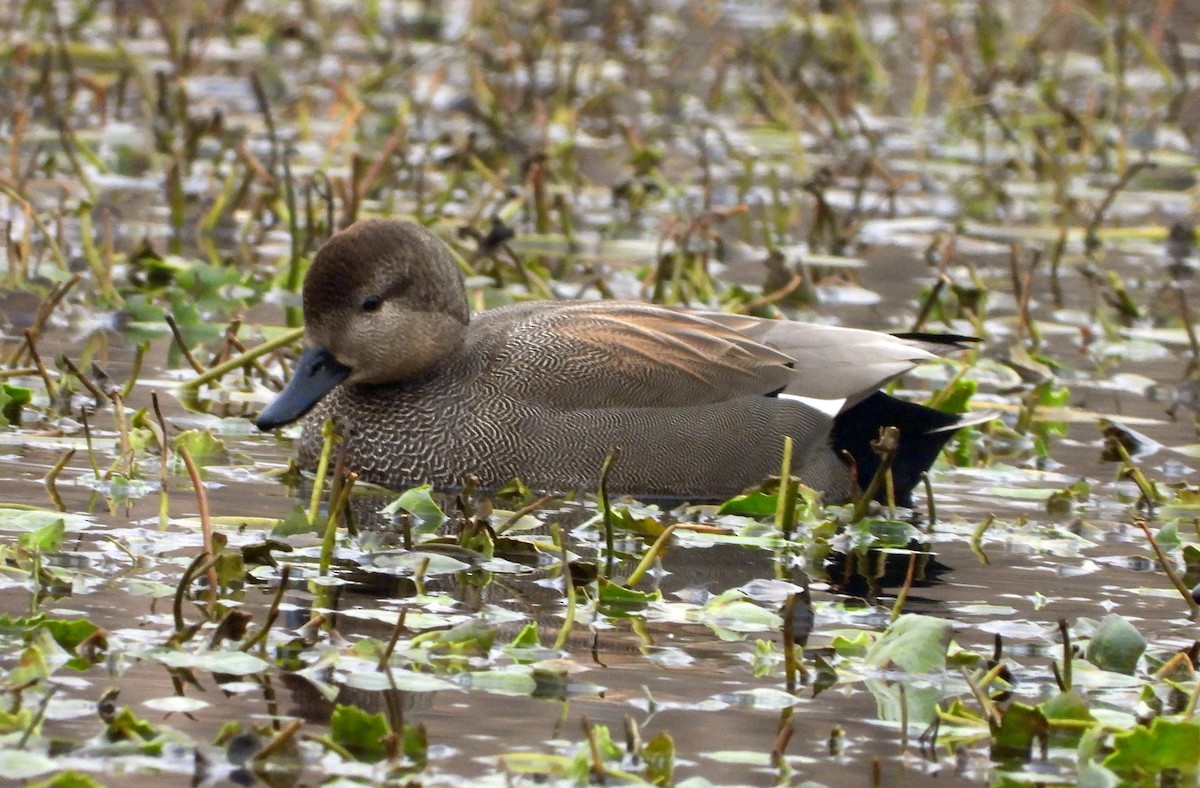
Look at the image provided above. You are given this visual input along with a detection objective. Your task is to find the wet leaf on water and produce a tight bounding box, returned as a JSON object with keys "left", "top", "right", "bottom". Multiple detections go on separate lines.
{"left": 1084, "top": 614, "right": 1147, "bottom": 675}
{"left": 171, "top": 428, "right": 227, "bottom": 462}
{"left": 1075, "top": 760, "right": 1122, "bottom": 788}
{"left": 829, "top": 630, "right": 872, "bottom": 658}
{"left": 614, "top": 508, "right": 667, "bottom": 537}
{"left": 348, "top": 670, "right": 457, "bottom": 694}
{"left": 241, "top": 538, "right": 293, "bottom": 567}
{"left": 1102, "top": 717, "right": 1200, "bottom": 782}
{"left": 992, "top": 702, "right": 1047, "bottom": 759}
{"left": 468, "top": 666, "right": 538, "bottom": 696}
{"left": 142, "top": 696, "right": 209, "bottom": 713}
{"left": 0, "top": 384, "right": 31, "bottom": 426}
{"left": 716, "top": 491, "right": 778, "bottom": 517}
{"left": 0, "top": 750, "right": 57, "bottom": 780}
{"left": 0, "top": 508, "right": 93, "bottom": 534}
{"left": 597, "top": 578, "right": 660, "bottom": 612}
{"left": 723, "top": 687, "right": 799, "bottom": 709}
{"left": 697, "top": 591, "right": 783, "bottom": 633}
{"left": 329, "top": 704, "right": 389, "bottom": 763}
{"left": 935, "top": 377, "right": 977, "bottom": 414}
{"left": 1155, "top": 519, "right": 1181, "bottom": 551}
{"left": 272, "top": 504, "right": 318, "bottom": 536}
{"left": 104, "top": 706, "right": 161, "bottom": 750}
{"left": 643, "top": 731, "right": 674, "bottom": 786}
{"left": 381, "top": 485, "right": 447, "bottom": 531}
{"left": 410, "top": 619, "right": 495, "bottom": 656}
{"left": 1040, "top": 689, "right": 1096, "bottom": 746}
{"left": 510, "top": 622, "right": 540, "bottom": 648}
{"left": 864, "top": 614, "right": 952, "bottom": 674}
{"left": 41, "top": 617, "right": 101, "bottom": 653}
{"left": 500, "top": 752, "right": 576, "bottom": 779}
{"left": 124, "top": 579, "right": 176, "bottom": 598}
{"left": 0, "top": 708, "right": 33, "bottom": 735}
{"left": 371, "top": 550, "right": 473, "bottom": 575}
{"left": 150, "top": 649, "right": 270, "bottom": 676}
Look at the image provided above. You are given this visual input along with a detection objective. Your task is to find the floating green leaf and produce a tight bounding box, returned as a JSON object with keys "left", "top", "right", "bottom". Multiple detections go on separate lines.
{"left": 330, "top": 704, "right": 389, "bottom": 763}
{"left": 1085, "top": 615, "right": 1146, "bottom": 675}
{"left": 865, "top": 614, "right": 952, "bottom": 674}
{"left": 1102, "top": 717, "right": 1200, "bottom": 783}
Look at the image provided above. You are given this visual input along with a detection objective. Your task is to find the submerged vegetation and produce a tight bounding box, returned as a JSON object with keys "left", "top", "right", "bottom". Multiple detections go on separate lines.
{"left": 0, "top": 0, "right": 1199, "bottom": 784}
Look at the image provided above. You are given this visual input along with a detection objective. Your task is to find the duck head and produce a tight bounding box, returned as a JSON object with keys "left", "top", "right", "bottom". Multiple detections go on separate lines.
{"left": 256, "top": 219, "right": 469, "bottom": 430}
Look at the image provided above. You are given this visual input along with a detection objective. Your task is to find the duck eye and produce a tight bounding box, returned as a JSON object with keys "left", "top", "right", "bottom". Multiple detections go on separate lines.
{"left": 361, "top": 295, "right": 383, "bottom": 312}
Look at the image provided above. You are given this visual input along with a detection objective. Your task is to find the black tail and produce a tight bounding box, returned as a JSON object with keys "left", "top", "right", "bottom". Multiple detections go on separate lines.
{"left": 831, "top": 391, "right": 960, "bottom": 507}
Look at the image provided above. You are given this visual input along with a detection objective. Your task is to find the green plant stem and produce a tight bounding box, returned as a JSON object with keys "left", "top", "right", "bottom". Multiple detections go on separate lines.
{"left": 775, "top": 436, "right": 796, "bottom": 539}
{"left": 624, "top": 525, "right": 678, "bottom": 588}
{"left": 309, "top": 419, "right": 336, "bottom": 523}
{"left": 552, "top": 524, "right": 576, "bottom": 650}
{"left": 597, "top": 448, "right": 620, "bottom": 579}
{"left": 1135, "top": 518, "right": 1200, "bottom": 616}
{"left": 179, "top": 327, "right": 304, "bottom": 391}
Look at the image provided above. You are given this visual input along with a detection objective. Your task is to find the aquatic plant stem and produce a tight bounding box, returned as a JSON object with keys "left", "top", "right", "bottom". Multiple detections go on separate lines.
{"left": 597, "top": 448, "right": 620, "bottom": 579}
{"left": 770, "top": 717, "right": 794, "bottom": 768}
{"left": 17, "top": 683, "right": 57, "bottom": 750}
{"left": 851, "top": 426, "right": 899, "bottom": 524}
{"left": 1083, "top": 160, "right": 1152, "bottom": 249}
{"left": 42, "top": 448, "right": 74, "bottom": 511}
{"left": 781, "top": 592, "right": 797, "bottom": 694}
{"left": 59, "top": 356, "right": 106, "bottom": 404}
{"left": 151, "top": 391, "right": 170, "bottom": 528}
{"left": 775, "top": 436, "right": 796, "bottom": 539}
{"left": 1177, "top": 284, "right": 1200, "bottom": 367}
{"left": 252, "top": 719, "right": 304, "bottom": 763}
{"left": 172, "top": 550, "right": 211, "bottom": 634}
{"left": 1057, "top": 619, "right": 1072, "bottom": 691}
{"left": 0, "top": 183, "right": 69, "bottom": 275}
{"left": 21, "top": 330, "right": 57, "bottom": 402}
{"left": 495, "top": 494, "right": 554, "bottom": 535}
{"left": 327, "top": 471, "right": 358, "bottom": 533}
{"left": 921, "top": 472, "right": 937, "bottom": 530}
{"left": 1184, "top": 679, "right": 1200, "bottom": 720}
{"left": 969, "top": 514, "right": 994, "bottom": 567}
{"left": 164, "top": 314, "right": 206, "bottom": 374}
{"left": 551, "top": 524, "right": 576, "bottom": 650}
{"left": 79, "top": 412, "right": 100, "bottom": 480}
{"left": 241, "top": 564, "right": 291, "bottom": 652}
{"left": 119, "top": 342, "right": 148, "bottom": 400}
{"left": 910, "top": 274, "right": 949, "bottom": 333}
{"left": 581, "top": 716, "right": 607, "bottom": 781}
{"left": 624, "top": 525, "right": 678, "bottom": 588}
{"left": 179, "top": 327, "right": 304, "bottom": 391}
{"left": 1135, "top": 517, "right": 1200, "bottom": 616}
{"left": 890, "top": 552, "right": 917, "bottom": 622}
{"left": 960, "top": 667, "right": 1001, "bottom": 726}
{"left": 309, "top": 419, "right": 337, "bottom": 523}
{"left": 376, "top": 608, "right": 408, "bottom": 670}
{"left": 1112, "top": 441, "right": 1161, "bottom": 512}
{"left": 179, "top": 446, "right": 219, "bottom": 595}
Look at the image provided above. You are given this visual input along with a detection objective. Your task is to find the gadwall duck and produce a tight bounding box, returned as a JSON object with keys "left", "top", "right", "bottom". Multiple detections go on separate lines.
{"left": 257, "top": 219, "right": 971, "bottom": 504}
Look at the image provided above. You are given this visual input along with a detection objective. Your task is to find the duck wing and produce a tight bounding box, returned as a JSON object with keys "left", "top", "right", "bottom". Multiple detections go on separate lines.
{"left": 691, "top": 311, "right": 958, "bottom": 405}
{"left": 473, "top": 301, "right": 796, "bottom": 409}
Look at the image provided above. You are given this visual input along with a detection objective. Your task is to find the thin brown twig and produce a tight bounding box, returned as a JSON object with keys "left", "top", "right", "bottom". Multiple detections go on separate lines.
{"left": 164, "top": 314, "right": 206, "bottom": 374}
{"left": 178, "top": 446, "right": 219, "bottom": 596}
